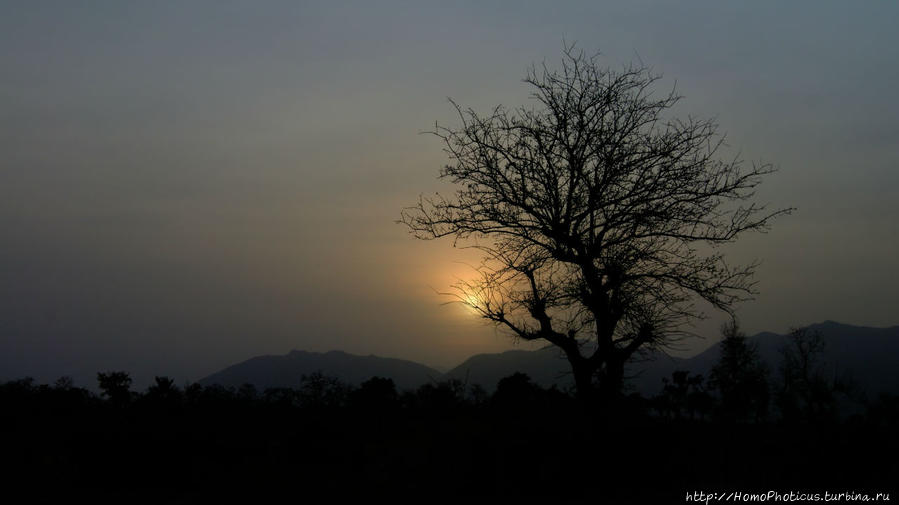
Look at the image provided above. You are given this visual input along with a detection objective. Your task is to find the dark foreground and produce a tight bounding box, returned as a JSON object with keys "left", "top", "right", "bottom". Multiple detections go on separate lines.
{"left": 2, "top": 375, "right": 897, "bottom": 504}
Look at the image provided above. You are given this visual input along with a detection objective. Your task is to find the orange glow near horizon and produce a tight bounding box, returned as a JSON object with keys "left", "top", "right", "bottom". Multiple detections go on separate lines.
{"left": 461, "top": 292, "right": 483, "bottom": 314}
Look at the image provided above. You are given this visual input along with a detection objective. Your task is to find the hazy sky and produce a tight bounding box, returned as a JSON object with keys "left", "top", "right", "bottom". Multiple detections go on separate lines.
{"left": 2, "top": 1, "right": 897, "bottom": 387}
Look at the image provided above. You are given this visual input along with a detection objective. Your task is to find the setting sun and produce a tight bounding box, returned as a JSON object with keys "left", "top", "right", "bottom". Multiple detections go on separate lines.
{"left": 462, "top": 293, "right": 483, "bottom": 313}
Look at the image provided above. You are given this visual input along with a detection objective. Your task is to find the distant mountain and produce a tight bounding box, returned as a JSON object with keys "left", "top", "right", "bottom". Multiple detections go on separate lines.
{"left": 447, "top": 321, "right": 899, "bottom": 397}
{"left": 446, "top": 346, "right": 575, "bottom": 391}
{"left": 201, "top": 322, "right": 899, "bottom": 397}
{"left": 199, "top": 350, "right": 442, "bottom": 391}
{"left": 444, "top": 344, "right": 697, "bottom": 393}
{"left": 646, "top": 321, "right": 899, "bottom": 396}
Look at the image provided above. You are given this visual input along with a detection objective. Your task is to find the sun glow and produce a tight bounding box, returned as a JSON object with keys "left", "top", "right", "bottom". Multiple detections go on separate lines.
{"left": 462, "top": 293, "right": 483, "bottom": 313}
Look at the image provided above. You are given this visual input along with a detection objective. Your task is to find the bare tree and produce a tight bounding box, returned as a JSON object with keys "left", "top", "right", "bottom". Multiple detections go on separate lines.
{"left": 401, "top": 46, "right": 790, "bottom": 406}
{"left": 777, "top": 327, "right": 853, "bottom": 422}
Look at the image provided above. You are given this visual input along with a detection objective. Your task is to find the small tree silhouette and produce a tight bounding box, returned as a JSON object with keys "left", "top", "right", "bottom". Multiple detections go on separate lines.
{"left": 654, "top": 370, "right": 712, "bottom": 421}
{"left": 53, "top": 376, "right": 74, "bottom": 390}
{"left": 298, "top": 372, "right": 347, "bottom": 409}
{"left": 777, "top": 327, "right": 850, "bottom": 422}
{"left": 413, "top": 379, "right": 467, "bottom": 410}
{"left": 237, "top": 383, "right": 258, "bottom": 402}
{"left": 493, "top": 372, "right": 542, "bottom": 410}
{"left": 145, "top": 376, "right": 181, "bottom": 406}
{"left": 97, "top": 371, "right": 132, "bottom": 406}
{"left": 709, "top": 320, "right": 769, "bottom": 422}
{"left": 350, "top": 376, "right": 399, "bottom": 410}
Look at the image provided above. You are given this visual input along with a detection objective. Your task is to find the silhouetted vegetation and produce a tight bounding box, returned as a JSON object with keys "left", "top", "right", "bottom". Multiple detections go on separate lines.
{"left": 96, "top": 370, "right": 133, "bottom": 406}
{"left": 652, "top": 370, "right": 713, "bottom": 421}
{"left": 709, "top": 320, "right": 770, "bottom": 422}
{"left": 776, "top": 327, "right": 858, "bottom": 423}
{"left": 1, "top": 356, "right": 895, "bottom": 503}
{"left": 401, "top": 45, "right": 791, "bottom": 405}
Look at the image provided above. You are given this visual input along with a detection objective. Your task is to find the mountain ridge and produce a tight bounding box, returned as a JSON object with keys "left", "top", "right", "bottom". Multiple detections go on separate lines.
{"left": 199, "top": 349, "right": 443, "bottom": 391}
{"left": 199, "top": 321, "right": 899, "bottom": 396}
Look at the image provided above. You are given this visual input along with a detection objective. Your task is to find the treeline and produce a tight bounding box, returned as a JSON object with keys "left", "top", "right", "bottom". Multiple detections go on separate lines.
{"left": 1, "top": 371, "right": 574, "bottom": 413}
{"left": 3, "top": 354, "right": 898, "bottom": 429}
{"left": 2, "top": 328, "right": 898, "bottom": 503}
{"left": 648, "top": 323, "right": 882, "bottom": 425}
{"left": 2, "top": 325, "right": 891, "bottom": 425}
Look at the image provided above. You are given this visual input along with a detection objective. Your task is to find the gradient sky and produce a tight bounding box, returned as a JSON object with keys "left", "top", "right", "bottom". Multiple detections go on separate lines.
{"left": 2, "top": 1, "right": 897, "bottom": 388}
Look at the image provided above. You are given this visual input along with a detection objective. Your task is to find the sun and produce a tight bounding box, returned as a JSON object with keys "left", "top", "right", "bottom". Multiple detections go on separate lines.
{"left": 462, "top": 293, "right": 483, "bottom": 312}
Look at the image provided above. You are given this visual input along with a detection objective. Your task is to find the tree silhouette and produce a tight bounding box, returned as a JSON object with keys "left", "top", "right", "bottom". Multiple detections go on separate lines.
{"left": 401, "top": 45, "right": 790, "bottom": 405}
{"left": 53, "top": 376, "right": 75, "bottom": 390}
{"left": 297, "top": 371, "right": 347, "bottom": 409}
{"left": 237, "top": 383, "right": 259, "bottom": 402}
{"left": 412, "top": 379, "right": 467, "bottom": 410}
{"left": 654, "top": 370, "right": 712, "bottom": 421}
{"left": 97, "top": 371, "right": 132, "bottom": 406}
{"left": 349, "top": 376, "right": 399, "bottom": 410}
{"left": 145, "top": 376, "right": 181, "bottom": 406}
{"left": 709, "top": 320, "right": 769, "bottom": 422}
{"left": 493, "top": 372, "right": 542, "bottom": 409}
{"left": 777, "top": 327, "right": 849, "bottom": 422}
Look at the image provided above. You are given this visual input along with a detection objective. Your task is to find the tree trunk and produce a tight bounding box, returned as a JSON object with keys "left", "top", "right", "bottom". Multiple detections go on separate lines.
{"left": 566, "top": 354, "right": 597, "bottom": 404}
{"left": 597, "top": 358, "right": 625, "bottom": 415}
{"left": 566, "top": 352, "right": 629, "bottom": 418}
{"left": 599, "top": 359, "right": 624, "bottom": 400}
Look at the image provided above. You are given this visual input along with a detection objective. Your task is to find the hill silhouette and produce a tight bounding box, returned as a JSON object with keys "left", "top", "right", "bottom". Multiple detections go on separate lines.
{"left": 446, "top": 346, "right": 574, "bottom": 391}
{"left": 448, "top": 321, "right": 899, "bottom": 396}
{"left": 198, "top": 322, "right": 899, "bottom": 397}
{"left": 198, "top": 349, "right": 442, "bottom": 391}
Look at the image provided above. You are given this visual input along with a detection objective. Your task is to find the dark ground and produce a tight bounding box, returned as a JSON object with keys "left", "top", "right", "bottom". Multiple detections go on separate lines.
{"left": 2, "top": 376, "right": 897, "bottom": 504}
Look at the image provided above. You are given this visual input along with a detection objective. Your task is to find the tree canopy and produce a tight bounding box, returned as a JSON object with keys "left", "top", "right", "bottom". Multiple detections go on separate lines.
{"left": 402, "top": 46, "right": 790, "bottom": 403}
